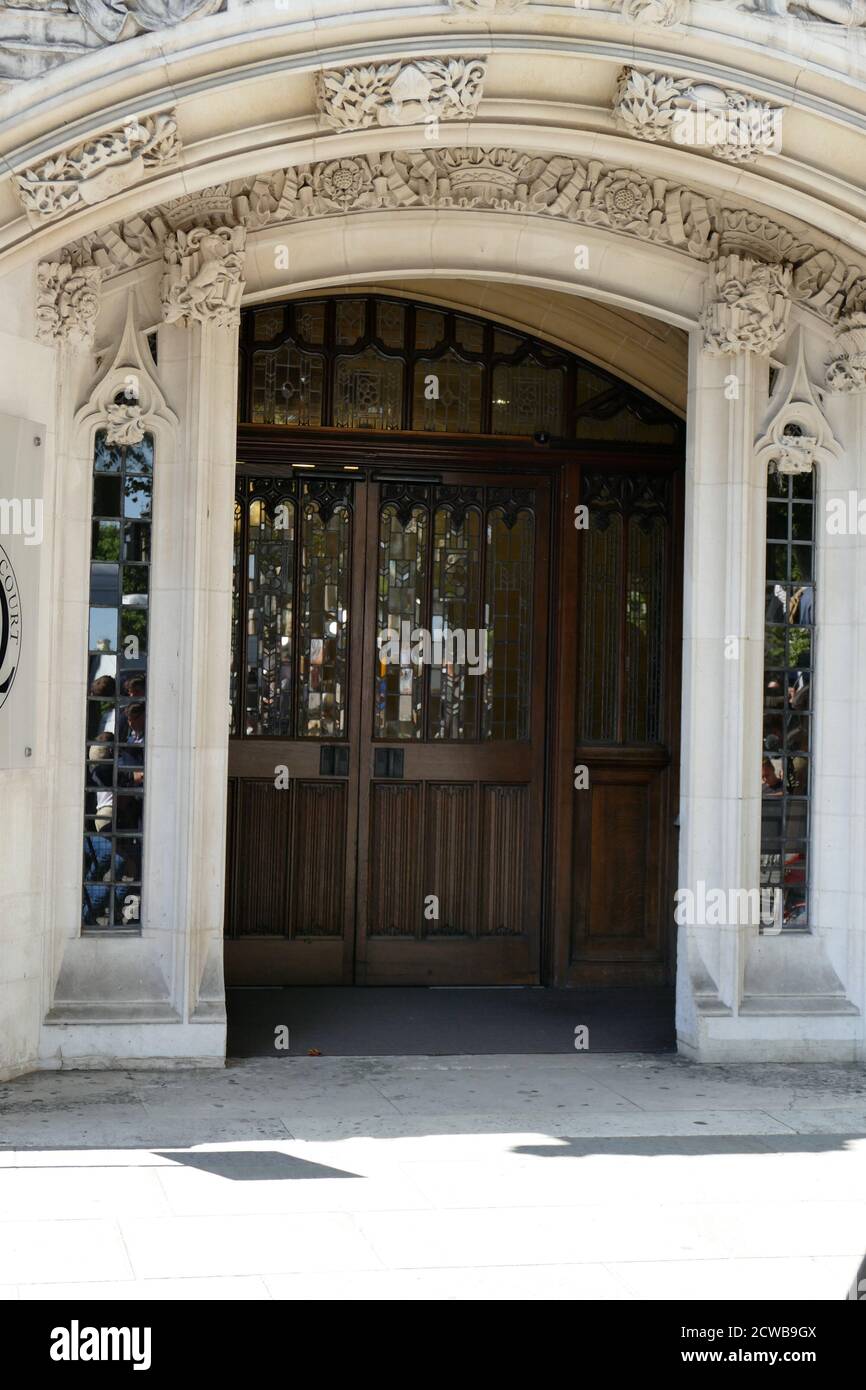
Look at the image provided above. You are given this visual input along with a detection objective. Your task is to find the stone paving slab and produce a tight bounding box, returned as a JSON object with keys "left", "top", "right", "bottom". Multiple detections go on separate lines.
{"left": 0, "top": 1055, "right": 864, "bottom": 1300}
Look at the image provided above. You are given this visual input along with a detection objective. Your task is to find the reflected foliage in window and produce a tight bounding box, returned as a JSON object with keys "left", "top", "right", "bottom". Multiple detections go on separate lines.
{"left": 760, "top": 464, "right": 815, "bottom": 931}
{"left": 83, "top": 429, "right": 152, "bottom": 932}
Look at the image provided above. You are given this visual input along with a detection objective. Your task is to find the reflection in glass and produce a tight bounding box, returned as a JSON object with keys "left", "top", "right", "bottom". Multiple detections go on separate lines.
{"left": 297, "top": 492, "right": 350, "bottom": 737}
{"left": 375, "top": 504, "right": 427, "bottom": 740}
{"left": 429, "top": 506, "right": 482, "bottom": 740}
{"left": 82, "top": 430, "right": 151, "bottom": 932}
{"left": 579, "top": 515, "right": 622, "bottom": 742}
{"left": 244, "top": 496, "right": 295, "bottom": 736}
{"left": 491, "top": 360, "right": 564, "bottom": 437}
{"left": 760, "top": 463, "right": 815, "bottom": 929}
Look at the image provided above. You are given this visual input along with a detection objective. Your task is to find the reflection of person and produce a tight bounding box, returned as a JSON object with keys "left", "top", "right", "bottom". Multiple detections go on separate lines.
{"left": 89, "top": 674, "right": 116, "bottom": 734}
{"left": 88, "top": 733, "right": 114, "bottom": 831}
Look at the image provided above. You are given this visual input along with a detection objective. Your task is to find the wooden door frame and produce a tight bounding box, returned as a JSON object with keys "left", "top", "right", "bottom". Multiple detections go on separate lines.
{"left": 230, "top": 425, "right": 685, "bottom": 987}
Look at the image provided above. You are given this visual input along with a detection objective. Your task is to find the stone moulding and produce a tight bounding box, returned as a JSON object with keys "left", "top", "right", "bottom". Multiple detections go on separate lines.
{"left": 35, "top": 258, "right": 103, "bottom": 347}
{"left": 15, "top": 110, "right": 182, "bottom": 227}
{"left": 317, "top": 58, "right": 487, "bottom": 130}
{"left": 59, "top": 147, "right": 866, "bottom": 329}
{"left": 614, "top": 68, "right": 784, "bottom": 164}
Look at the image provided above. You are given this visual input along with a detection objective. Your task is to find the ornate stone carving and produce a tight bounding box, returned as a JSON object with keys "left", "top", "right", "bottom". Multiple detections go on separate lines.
{"left": 614, "top": 68, "right": 784, "bottom": 163}
{"left": 622, "top": 0, "right": 689, "bottom": 22}
{"left": 105, "top": 401, "right": 145, "bottom": 444}
{"left": 160, "top": 224, "right": 247, "bottom": 328}
{"left": 700, "top": 253, "right": 792, "bottom": 355}
{"left": 826, "top": 312, "right": 866, "bottom": 391}
{"left": 35, "top": 259, "right": 102, "bottom": 346}
{"left": 317, "top": 59, "right": 487, "bottom": 129}
{"left": 756, "top": 330, "right": 841, "bottom": 469}
{"left": 15, "top": 111, "right": 181, "bottom": 226}
{"left": 60, "top": 146, "right": 866, "bottom": 330}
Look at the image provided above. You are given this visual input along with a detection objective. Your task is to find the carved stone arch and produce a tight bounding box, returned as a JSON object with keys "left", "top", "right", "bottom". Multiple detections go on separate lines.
{"left": 755, "top": 327, "right": 842, "bottom": 473}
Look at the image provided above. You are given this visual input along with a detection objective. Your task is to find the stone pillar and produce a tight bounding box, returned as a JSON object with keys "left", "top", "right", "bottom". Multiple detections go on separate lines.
{"left": 676, "top": 252, "right": 783, "bottom": 1058}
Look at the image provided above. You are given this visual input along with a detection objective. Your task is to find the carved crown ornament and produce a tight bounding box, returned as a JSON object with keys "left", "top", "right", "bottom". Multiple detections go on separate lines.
{"left": 317, "top": 58, "right": 487, "bottom": 130}
{"left": 614, "top": 68, "right": 784, "bottom": 164}
{"left": 14, "top": 111, "right": 182, "bottom": 227}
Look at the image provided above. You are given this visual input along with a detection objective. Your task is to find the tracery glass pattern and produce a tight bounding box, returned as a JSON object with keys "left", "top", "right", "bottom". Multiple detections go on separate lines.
{"left": 578, "top": 474, "right": 670, "bottom": 745}
{"left": 251, "top": 344, "right": 324, "bottom": 426}
{"left": 238, "top": 295, "right": 684, "bottom": 445}
{"left": 760, "top": 464, "right": 815, "bottom": 930}
{"left": 375, "top": 503, "right": 428, "bottom": 740}
{"left": 624, "top": 517, "right": 666, "bottom": 743}
{"left": 412, "top": 351, "right": 483, "bottom": 433}
{"left": 491, "top": 360, "right": 565, "bottom": 437}
{"left": 230, "top": 500, "right": 242, "bottom": 735}
{"left": 482, "top": 508, "right": 534, "bottom": 742}
{"left": 297, "top": 491, "right": 350, "bottom": 737}
{"left": 334, "top": 349, "right": 403, "bottom": 430}
{"left": 579, "top": 515, "right": 622, "bottom": 742}
{"left": 82, "top": 429, "right": 153, "bottom": 932}
{"left": 429, "top": 506, "right": 483, "bottom": 740}
{"left": 244, "top": 495, "right": 295, "bottom": 736}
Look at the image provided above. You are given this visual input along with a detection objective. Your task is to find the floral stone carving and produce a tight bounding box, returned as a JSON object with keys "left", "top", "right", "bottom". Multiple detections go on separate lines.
{"left": 160, "top": 224, "right": 247, "bottom": 328}
{"left": 614, "top": 68, "right": 783, "bottom": 163}
{"left": 317, "top": 58, "right": 487, "bottom": 129}
{"left": 35, "top": 260, "right": 102, "bottom": 346}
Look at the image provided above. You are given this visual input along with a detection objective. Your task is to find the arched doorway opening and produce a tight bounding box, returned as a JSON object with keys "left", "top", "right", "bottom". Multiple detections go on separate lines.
{"left": 224, "top": 290, "right": 685, "bottom": 998}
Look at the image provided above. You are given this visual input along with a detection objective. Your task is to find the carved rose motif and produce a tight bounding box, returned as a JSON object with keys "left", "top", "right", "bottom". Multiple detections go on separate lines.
{"left": 701, "top": 253, "right": 792, "bottom": 355}
{"left": 36, "top": 260, "right": 102, "bottom": 346}
{"left": 592, "top": 170, "right": 653, "bottom": 226}
{"left": 318, "top": 58, "right": 487, "bottom": 130}
{"left": 315, "top": 159, "right": 372, "bottom": 210}
{"left": 161, "top": 224, "right": 247, "bottom": 328}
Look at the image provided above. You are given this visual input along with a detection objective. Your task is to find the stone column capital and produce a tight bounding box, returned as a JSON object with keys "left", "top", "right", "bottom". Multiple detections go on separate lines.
{"left": 825, "top": 311, "right": 866, "bottom": 393}
{"left": 35, "top": 260, "right": 103, "bottom": 348}
{"left": 700, "top": 252, "right": 792, "bottom": 357}
{"left": 160, "top": 224, "right": 247, "bottom": 329}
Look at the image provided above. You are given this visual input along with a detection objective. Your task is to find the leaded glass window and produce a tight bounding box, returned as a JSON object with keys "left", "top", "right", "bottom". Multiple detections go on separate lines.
{"left": 760, "top": 464, "right": 815, "bottom": 930}
{"left": 238, "top": 295, "right": 684, "bottom": 444}
{"left": 82, "top": 429, "right": 152, "bottom": 932}
{"left": 373, "top": 484, "right": 535, "bottom": 743}
{"left": 578, "top": 473, "right": 671, "bottom": 745}
{"left": 232, "top": 477, "right": 353, "bottom": 741}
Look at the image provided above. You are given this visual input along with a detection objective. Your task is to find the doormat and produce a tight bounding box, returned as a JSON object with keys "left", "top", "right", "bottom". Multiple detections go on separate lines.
{"left": 226, "top": 986, "right": 676, "bottom": 1058}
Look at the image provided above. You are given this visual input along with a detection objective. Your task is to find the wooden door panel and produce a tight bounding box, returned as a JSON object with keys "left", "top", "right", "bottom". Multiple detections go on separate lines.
{"left": 480, "top": 784, "right": 530, "bottom": 936}
{"left": 367, "top": 782, "right": 422, "bottom": 937}
{"left": 292, "top": 781, "right": 347, "bottom": 938}
{"left": 423, "top": 783, "right": 478, "bottom": 937}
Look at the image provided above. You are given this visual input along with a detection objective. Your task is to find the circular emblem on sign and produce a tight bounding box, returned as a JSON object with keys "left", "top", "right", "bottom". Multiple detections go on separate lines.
{"left": 0, "top": 542, "right": 22, "bottom": 711}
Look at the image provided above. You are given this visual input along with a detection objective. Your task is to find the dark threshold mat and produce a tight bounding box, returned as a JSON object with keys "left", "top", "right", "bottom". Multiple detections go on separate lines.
{"left": 226, "top": 986, "right": 676, "bottom": 1058}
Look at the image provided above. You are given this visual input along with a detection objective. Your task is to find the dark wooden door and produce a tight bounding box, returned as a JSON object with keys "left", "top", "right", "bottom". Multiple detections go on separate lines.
{"left": 225, "top": 459, "right": 549, "bottom": 986}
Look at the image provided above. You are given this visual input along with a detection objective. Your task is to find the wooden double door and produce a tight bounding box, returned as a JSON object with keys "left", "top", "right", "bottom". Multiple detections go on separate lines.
{"left": 225, "top": 450, "right": 550, "bottom": 985}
